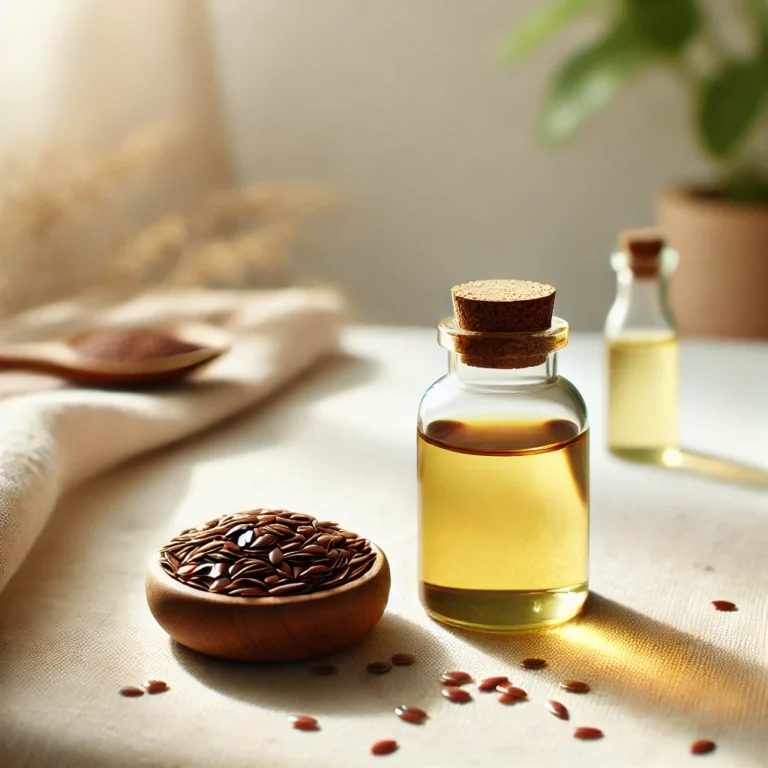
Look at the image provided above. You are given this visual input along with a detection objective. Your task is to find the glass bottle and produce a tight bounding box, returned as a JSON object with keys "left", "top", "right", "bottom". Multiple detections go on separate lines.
{"left": 417, "top": 282, "right": 589, "bottom": 632}
{"left": 604, "top": 230, "right": 679, "bottom": 461}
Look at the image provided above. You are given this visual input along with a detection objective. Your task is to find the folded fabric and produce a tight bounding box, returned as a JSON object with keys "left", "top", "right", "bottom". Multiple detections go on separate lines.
{"left": 0, "top": 287, "right": 346, "bottom": 593}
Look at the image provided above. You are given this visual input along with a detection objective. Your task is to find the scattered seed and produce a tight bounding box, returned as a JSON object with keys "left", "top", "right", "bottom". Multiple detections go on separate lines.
{"left": 143, "top": 680, "right": 170, "bottom": 694}
{"left": 371, "top": 740, "right": 399, "bottom": 756}
{"left": 442, "top": 688, "right": 472, "bottom": 703}
{"left": 521, "top": 658, "right": 547, "bottom": 669}
{"left": 119, "top": 686, "right": 144, "bottom": 698}
{"left": 394, "top": 705, "right": 427, "bottom": 724}
{"left": 440, "top": 671, "right": 473, "bottom": 686}
{"left": 288, "top": 715, "right": 319, "bottom": 731}
{"left": 496, "top": 683, "right": 527, "bottom": 699}
{"left": 367, "top": 661, "right": 393, "bottom": 675}
{"left": 546, "top": 700, "right": 569, "bottom": 720}
{"left": 478, "top": 676, "right": 508, "bottom": 692}
{"left": 690, "top": 740, "right": 716, "bottom": 755}
{"left": 712, "top": 600, "right": 737, "bottom": 612}
{"left": 312, "top": 665, "right": 337, "bottom": 676}
{"left": 574, "top": 727, "right": 603, "bottom": 740}
{"left": 391, "top": 653, "right": 416, "bottom": 666}
{"left": 560, "top": 681, "right": 590, "bottom": 693}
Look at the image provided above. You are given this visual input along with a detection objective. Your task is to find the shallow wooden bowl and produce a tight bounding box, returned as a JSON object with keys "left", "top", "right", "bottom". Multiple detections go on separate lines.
{"left": 146, "top": 546, "right": 391, "bottom": 662}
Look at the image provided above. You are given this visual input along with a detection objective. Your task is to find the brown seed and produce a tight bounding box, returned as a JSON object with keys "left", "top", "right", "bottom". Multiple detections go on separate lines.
{"left": 143, "top": 680, "right": 170, "bottom": 694}
{"left": 269, "top": 548, "right": 284, "bottom": 565}
{"left": 300, "top": 565, "right": 332, "bottom": 577}
{"left": 229, "top": 587, "right": 268, "bottom": 597}
{"left": 574, "top": 727, "right": 603, "bottom": 740}
{"left": 478, "top": 676, "right": 508, "bottom": 692}
{"left": 119, "top": 686, "right": 144, "bottom": 698}
{"left": 442, "top": 688, "right": 472, "bottom": 703}
{"left": 268, "top": 582, "right": 308, "bottom": 595}
{"left": 546, "top": 700, "right": 569, "bottom": 720}
{"left": 498, "top": 693, "right": 522, "bottom": 705}
{"left": 712, "top": 600, "right": 737, "bottom": 612}
{"left": 288, "top": 715, "right": 319, "bottom": 731}
{"left": 521, "top": 658, "right": 547, "bottom": 669}
{"left": 298, "top": 526, "right": 315, "bottom": 535}
{"left": 394, "top": 705, "right": 427, "bottom": 724}
{"left": 440, "top": 670, "right": 473, "bottom": 686}
{"left": 253, "top": 534, "right": 278, "bottom": 547}
{"left": 560, "top": 680, "right": 590, "bottom": 693}
{"left": 264, "top": 575, "right": 281, "bottom": 584}
{"left": 371, "top": 740, "right": 398, "bottom": 756}
{"left": 270, "top": 524, "right": 295, "bottom": 535}
{"left": 177, "top": 565, "right": 197, "bottom": 576}
{"left": 209, "top": 563, "right": 227, "bottom": 579}
{"left": 391, "top": 653, "right": 416, "bottom": 666}
{"left": 691, "top": 740, "right": 716, "bottom": 755}
{"left": 367, "top": 661, "right": 393, "bottom": 675}
{"left": 312, "top": 665, "right": 337, "bottom": 676}
{"left": 496, "top": 683, "right": 527, "bottom": 699}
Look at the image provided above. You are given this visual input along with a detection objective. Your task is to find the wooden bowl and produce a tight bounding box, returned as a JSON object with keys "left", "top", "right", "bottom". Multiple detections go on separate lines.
{"left": 146, "top": 545, "right": 391, "bottom": 662}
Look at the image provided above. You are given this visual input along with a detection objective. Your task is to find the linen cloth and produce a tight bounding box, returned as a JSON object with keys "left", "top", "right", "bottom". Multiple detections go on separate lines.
{"left": 0, "top": 287, "right": 345, "bottom": 595}
{"left": 0, "top": 329, "right": 767, "bottom": 768}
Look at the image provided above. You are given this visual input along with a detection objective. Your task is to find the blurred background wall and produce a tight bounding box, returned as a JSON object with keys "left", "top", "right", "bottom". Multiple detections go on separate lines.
{"left": 1, "top": 0, "right": 717, "bottom": 328}
{"left": 208, "top": 0, "right": 711, "bottom": 329}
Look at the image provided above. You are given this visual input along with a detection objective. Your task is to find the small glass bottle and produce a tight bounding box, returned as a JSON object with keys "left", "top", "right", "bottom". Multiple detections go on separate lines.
{"left": 605, "top": 229, "right": 679, "bottom": 461}
{"left": 417, "top": 280, "right": 589, "bottom": 632}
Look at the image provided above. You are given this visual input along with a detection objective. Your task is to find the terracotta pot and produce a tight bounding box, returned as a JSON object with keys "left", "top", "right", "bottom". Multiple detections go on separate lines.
{"left": 657, "top": 188, "right": 768, "bottom": 338}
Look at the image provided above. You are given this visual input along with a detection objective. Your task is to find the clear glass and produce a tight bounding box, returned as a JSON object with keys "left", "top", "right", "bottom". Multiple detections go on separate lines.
{"left": 417, "top": 319, "right": 589, "bottom": 632}
{"left": 604, "top": 249, "right": 679, "bottom": 460}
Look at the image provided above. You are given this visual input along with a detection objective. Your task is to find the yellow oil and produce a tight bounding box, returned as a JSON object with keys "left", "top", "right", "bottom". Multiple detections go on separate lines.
{"left": 418, "top": 419, "right": 589, "bottom": 632}
{"left": 607, "top": 333, "right": 678, "bottom": 460}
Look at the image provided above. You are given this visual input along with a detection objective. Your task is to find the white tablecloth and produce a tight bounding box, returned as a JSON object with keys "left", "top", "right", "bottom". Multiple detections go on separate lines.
{"left": 1, "top": 328, "right": 767, "bottom": 768}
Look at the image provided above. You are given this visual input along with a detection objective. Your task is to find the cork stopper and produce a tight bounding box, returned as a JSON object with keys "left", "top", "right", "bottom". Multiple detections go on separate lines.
{"left": 452, "top": 280, "right": 555, "bottom": 333}
{"left": 619, "top": 227, "right": 665, "bottom": 277}
{"left": 449, "top": 279, "right": 559, "bottom": 368}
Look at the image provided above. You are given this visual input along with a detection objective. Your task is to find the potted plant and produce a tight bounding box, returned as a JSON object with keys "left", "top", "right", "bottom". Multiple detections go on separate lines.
{"left": 505, "top": 0, "right": 768, "bottom": 337}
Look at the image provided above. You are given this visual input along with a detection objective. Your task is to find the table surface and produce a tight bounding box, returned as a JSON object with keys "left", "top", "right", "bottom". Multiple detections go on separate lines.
{"left": 1, "top": 327, "right": 767, "bottom": 768}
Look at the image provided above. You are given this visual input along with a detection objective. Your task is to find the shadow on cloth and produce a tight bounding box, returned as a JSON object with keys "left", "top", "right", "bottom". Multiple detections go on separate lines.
{"left": 443, "top": 593, "right": 768, "bottom": 757}
{"left": 172, "top": 611, "right": 449, "bottom": 716}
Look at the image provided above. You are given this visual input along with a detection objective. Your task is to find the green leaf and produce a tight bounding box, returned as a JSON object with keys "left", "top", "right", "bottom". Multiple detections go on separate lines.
{"left": 502, "top": 0, "right": 595, "bottom": 62}
{"left": 626, "top": 0, "right": 700, "bottom": 53}
{"left": 698, "top": 61, "right": 766, "bottom": 158}
{"left": 539, "top": 25, "right": 647, "bottom": 144}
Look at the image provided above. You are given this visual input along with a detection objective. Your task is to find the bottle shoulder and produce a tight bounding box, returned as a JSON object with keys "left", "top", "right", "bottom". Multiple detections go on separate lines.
{"left": 418, "top": 375, "right": 589, "bottom": 433}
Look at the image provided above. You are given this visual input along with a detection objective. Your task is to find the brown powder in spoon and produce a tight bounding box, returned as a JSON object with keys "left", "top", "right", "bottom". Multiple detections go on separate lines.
{"left": 70, "top": 328, "right": 204, "bottom": 363}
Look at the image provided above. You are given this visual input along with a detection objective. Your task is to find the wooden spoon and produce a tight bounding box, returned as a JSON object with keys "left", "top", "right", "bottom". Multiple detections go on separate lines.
{"left": 146, "top": 546, "right": 391, "bottom": 662}
{"left": 0, "top": 322, "right": 230, "bottom": 388}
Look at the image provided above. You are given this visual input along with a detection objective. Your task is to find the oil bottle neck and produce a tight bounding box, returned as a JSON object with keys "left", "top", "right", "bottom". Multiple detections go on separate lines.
{"left": 605, "top": 267, "right": 675, "bottom": 337}
{"left": 448, "top": 351, "right": 558, "bottom": 391}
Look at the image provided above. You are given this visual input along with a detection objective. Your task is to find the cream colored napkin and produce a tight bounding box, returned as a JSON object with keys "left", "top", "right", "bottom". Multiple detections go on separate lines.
{"left": 0, "top": 287, "right": 346, "bottom": 594}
